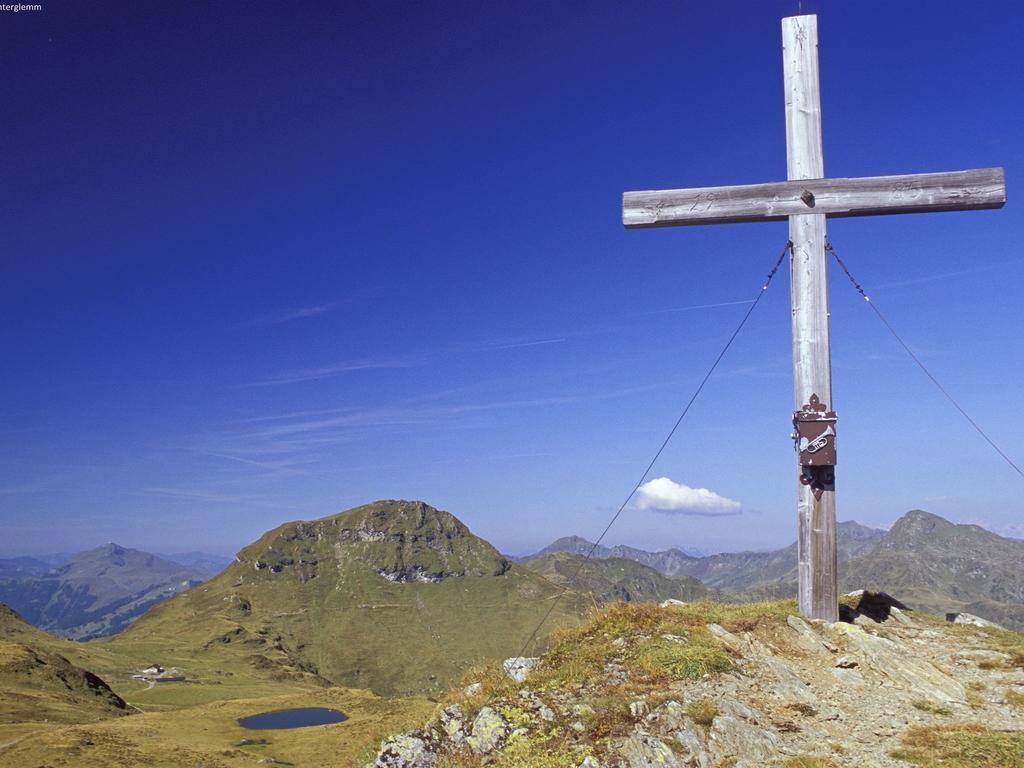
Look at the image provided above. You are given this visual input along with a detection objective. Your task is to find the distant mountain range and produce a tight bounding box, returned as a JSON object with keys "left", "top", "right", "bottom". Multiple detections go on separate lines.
{"left": 522, "top": 551, "right": 714, "bottom": 605}
{"left": 526, "top": 512, "right": 1024, "bottom": 629}
{"left": 522, "top": 520, "right": 886, "bottom": 588}
{"left": 156, "top": 551, "right": 233, "bottom": 577}
{"left": 0, "top": 544, "right": 209, "bottom": 639}
{"left": 0, "top": 556, "right": 54, "bottom": 579}
{"left": 842, "top": 509, "right": 1024, "bottom": 629}
{"left": 516, "top": 536, "right": 705, "bottom": 577}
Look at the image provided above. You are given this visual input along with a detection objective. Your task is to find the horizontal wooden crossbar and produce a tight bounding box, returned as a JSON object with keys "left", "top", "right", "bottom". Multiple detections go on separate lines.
{"left": 622, "top": 167, "right": 1005, "bottom": 228}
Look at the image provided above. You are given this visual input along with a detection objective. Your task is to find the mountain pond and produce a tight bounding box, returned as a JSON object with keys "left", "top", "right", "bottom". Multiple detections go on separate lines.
{"left": 237, "top": 707, "right": 348, "bottom": 730}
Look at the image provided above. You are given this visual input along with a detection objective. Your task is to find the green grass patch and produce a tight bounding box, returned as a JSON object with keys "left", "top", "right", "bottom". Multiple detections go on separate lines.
{"left": 489, "top": 730, "right": 590, "bottom": 768}
{"left": 626, "top": 630, "right": 733, "bottom": 682}
{"left": 892, "top": 724, "right": 1024, "bottom": 767}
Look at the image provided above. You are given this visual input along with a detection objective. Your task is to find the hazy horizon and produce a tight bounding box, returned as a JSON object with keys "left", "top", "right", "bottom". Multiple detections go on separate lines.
{"left": 6, "top": 503, "right": 1020, "bottom": 563}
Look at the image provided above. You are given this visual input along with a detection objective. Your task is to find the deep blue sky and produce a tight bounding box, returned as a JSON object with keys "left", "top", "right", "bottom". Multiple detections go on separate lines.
{"left": 2, "top": 1, "right": 1022, "bottom": 557}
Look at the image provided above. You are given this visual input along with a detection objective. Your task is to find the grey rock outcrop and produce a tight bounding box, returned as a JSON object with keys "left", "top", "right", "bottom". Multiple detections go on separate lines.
{"left": 466, "top": 706, "right": 508, "bottom": 754}
{"left": 621, "top": 730, "right": 683, "bottom": 768}
{"left": 369, "top": 733, "right": 438, "bottom": 768}
{"left": 947, "top": 612, "right": 1005, "bottom": 629}
{"left": 829, "top": 622, "right": 966, "bottom": 703}
{"left": 707, "top": 700, "right": 780, "bottom": 768}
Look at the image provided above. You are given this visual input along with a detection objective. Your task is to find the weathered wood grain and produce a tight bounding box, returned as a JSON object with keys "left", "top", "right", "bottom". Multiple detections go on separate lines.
{"left": 622, "top": 167, "right": 1006, "bottom": 228}
{"left": 785, "top": 14, "right": 838, "bottom": 623}
{"left": 620, "top": 12, "right": 1007, "bottom": 623}
{"left": 784, "top": 14, "right": 823, "bottom": 181}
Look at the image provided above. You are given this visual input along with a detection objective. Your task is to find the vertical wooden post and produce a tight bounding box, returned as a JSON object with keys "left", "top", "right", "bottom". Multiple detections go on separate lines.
{"left": 783, "top": 15, "right": 838, "bottom": 622}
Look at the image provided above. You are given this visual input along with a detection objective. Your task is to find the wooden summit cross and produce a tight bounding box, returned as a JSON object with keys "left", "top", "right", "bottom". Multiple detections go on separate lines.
{"left": 622, "top": 14, "right": 1005, "bottom": 621}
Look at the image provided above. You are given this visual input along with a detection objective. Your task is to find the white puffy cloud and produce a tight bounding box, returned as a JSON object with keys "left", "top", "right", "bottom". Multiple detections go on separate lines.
{"left": 633, "top": 477, "right": 741, "bottom": 516}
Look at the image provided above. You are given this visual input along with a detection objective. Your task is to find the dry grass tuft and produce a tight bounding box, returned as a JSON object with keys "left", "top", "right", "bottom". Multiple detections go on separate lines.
{"left": 781, "top": 757, "right": 840, "bottom": 768}
{"left": 892, "top": 724, "right": 1024, "bottom": 767}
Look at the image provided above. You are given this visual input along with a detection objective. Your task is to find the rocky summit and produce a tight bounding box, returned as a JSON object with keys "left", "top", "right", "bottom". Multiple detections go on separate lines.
{"left": 368, "top": 596, "right": 1024, "bottom": 768}
{"left": 244, "top": 499, "right": 512, "bottom": 583}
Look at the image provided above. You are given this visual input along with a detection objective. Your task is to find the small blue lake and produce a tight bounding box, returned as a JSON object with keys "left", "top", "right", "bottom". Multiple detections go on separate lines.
{"left": 238, "top": 707, "right": 348, "bottom": 730}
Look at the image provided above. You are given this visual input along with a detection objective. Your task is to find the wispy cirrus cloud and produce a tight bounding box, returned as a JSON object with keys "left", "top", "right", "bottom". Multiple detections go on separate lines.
{"left": 872, "top": 258, "right": 1024, "bottom": 292}
{"left": 187, "top": 379, "right": 676, "bottom": 482}
{"left": 250, "top": 303, "right": 337, "bottom": 326}
{"left": 643, "top": 299, "right": 755, "bottom": 315}
{"left": 633, "top": 477, "right": 741, "bottom": 516}
{"left": 252, "top": 354, "right": 419, "bottom": 386}
{"left": 137, "top": 487, "right": 259, "bottom": 503}
{"left": 245, "top": 294, "right": 763, "bottom": 389}
{"left": 248, "top": 334, "right": 568, "bottom": 386}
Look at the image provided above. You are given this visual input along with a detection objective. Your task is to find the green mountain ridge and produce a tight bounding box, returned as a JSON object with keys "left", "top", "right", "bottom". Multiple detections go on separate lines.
{"left": 114, "top": 500, "right": 587, "bottom": 696}
{"left": 0, "top": 604, "right": 129, "bottom": 725}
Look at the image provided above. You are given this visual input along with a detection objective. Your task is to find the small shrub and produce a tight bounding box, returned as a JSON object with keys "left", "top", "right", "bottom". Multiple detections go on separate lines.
{"left": 784, "top": 702, "right": 818, "bottom": 717}
{"left": 685, "top": 698, "right": 718, "bottom": 726}
{"left": 576, "top": 697, "right": 632, "bottom": 740}
{"left": 911, "top": 699, "right": 953, "bottom": 716}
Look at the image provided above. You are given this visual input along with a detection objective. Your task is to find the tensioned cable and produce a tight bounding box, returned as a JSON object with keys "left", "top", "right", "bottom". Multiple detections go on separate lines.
{"left": 827, "top": 240, "right": 1024, "bottom": 480}
{"left": 505, "top": 239, "right": 793, "bottom": 671}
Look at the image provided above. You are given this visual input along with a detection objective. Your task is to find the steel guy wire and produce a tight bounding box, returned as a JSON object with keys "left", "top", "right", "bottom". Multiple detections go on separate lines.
{"left": 504, "top": 239, "right": 794, "bottom": 673}
{"left": 827, "top": 240, "right": 1024, "bottom": 481}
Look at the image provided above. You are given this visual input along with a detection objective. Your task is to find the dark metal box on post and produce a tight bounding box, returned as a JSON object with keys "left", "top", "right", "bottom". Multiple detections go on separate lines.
{"left": 794, "top": 393, "right": 836, "bottom": 500}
